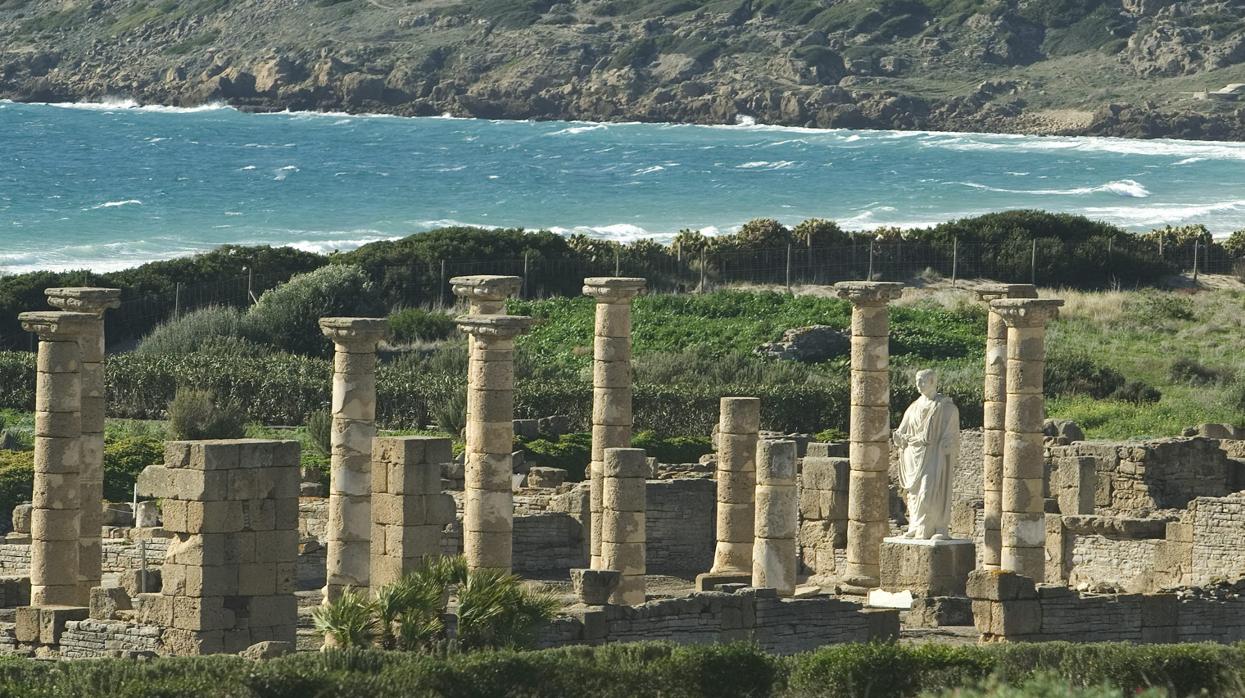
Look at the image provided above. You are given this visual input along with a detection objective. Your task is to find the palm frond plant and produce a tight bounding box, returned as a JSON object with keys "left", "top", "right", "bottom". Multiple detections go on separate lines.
{"left": 454, "top": 567, "right": 559, "bottom": 651}
{"left": 312, "top": 587, "right": 378, "bottom": 649}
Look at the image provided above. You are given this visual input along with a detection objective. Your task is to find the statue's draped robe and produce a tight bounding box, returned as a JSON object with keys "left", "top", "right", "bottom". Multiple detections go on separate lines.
{"left": 892, "top": 393, "right": 960, "bottom": 537}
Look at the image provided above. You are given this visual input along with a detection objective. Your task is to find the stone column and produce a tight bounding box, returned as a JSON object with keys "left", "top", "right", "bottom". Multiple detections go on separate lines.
{"left": 457, "top": 314, "right": 533, "bottom": 572}
{"left": 992, "top": 298, "right": 1063, "bottom": 579}
{"left": 370, "top": 436, "right": 457, "bottom": 589}
{"left": 710, "top": 397, "right": 760, "bottom": 577}
{"left": 974, "top": 284, "right": 1036, "bottom": 571}
{"left": 451, "top": 276, "right": 522, "bottom": 371}
{"left": 834, "top": 281, "right": 903, "bottom": 591}
{"left": 583, "top": 277, "right": 646, "bottom": 569}
{"left": 20, "top": 311, "right": 94, "bottom": 607}
{"left": 45, "top": 287, "right": 120, "bottom": 596}
{"left": 319, "top": 317, "right": 388, "bottom": 603}
{"left": 753, "top": 439, "right": 797, "bottom": 596}
{"left": 601, "top": 447, "right": 646, "bottom": 605}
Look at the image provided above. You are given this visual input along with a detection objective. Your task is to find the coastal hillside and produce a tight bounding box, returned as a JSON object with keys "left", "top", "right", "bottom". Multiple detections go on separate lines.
{"left": 1, "top": 0, "right": 1244, "bottom": 139}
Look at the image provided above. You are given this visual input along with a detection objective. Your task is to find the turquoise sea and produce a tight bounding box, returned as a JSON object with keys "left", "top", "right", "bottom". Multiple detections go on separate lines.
{"left": 3, "top": 99, "right": 1245, "bottom": 273}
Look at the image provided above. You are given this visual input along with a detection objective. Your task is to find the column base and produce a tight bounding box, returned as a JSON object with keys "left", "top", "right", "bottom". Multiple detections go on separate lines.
{"left": 694, "top": 571, "right": 752, "bottom": 592}
{"left": 880, "top": 536, "right": 975, "bottom": 597}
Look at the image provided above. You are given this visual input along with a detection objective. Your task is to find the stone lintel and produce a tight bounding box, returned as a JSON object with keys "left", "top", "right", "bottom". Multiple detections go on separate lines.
{"left": 319, "top": 317, "right": 388, "bottom": 346}
{"left": 455, "top": 314, "right": 533, "bottom": 338}
{"left": 45, "top": 288, "right": 122, "bottom": 315}
{"left": 833, "top": 281, "right": 904, "bottom": 305}
{"left": 19, "top": 311, "right": 97, "bottom": 339}
{"left": 450, "top": 275, "right": 522, "bottom": 302}
{"left": 583, "top": 277, "right": 647, "bottom": 302}
{"left": 974, "top": 284, "right": 1038, "bottom": 302}
{"left": 990, "top": 299, "right": 1064, "bottom": 327}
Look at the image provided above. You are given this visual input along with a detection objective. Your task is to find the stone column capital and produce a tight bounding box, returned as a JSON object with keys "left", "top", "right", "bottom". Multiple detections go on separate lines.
{"left": 45, "top": 287, "right": 121, "bottom": 315}
{"left": 319, "top": 317, "right": 388, "bottom": 349}
{"left": 450, "top": 275, "right": 522, "bottom": 303}
{"left": 833, "top": 281, "right": 904, "bottom": 305}
{"left": 974, "top": 284, "right": 1038, "bottom": 303}
{"left": 19, "top": 311, "right": 96, "bottom": 339}
{"left": 990, "top": 299, "right": 1063, "bottom": 328}
{"left": 583, "top": 277, "right": 647, "bottom": 303}
{"left": 456, "top": 314, "right": 533, "bottom": 340}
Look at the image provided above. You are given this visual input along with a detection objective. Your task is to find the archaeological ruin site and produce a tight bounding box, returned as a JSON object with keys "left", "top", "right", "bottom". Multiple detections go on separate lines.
{"left": 6, "top": 276, "right": 1245, "bottom": 660}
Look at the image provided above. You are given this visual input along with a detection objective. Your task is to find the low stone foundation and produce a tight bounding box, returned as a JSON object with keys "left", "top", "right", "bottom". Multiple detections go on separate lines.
{"left": 58, "top": 619, "right": 160, "bottom": 658}
{"left": 536, "top": 587, "right": 898, "bottom": 654}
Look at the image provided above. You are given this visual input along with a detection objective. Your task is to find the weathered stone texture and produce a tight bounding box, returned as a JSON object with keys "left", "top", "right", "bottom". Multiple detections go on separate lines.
{"left": 1047, "top": 438, "right": 1231, "bottom": 513}
{"left": 369, "top": 436, "right": 456, "bottom": 588}
{"left": 711, "top": 398, "right": 760, "bottom": 575}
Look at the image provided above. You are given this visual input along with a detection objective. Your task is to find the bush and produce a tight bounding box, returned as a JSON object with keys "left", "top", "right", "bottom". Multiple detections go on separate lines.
{"left": 1045, "top": 354, "right": 1126, "bottom": 400}
{"left": 247, "top": 264, "right": 385, "bottom": 357}
{"left": 388, "top": 308, "right": 456, "bottom": 345}
{"left": 135, "top": 306, "right": 261, "bottom": 356}
{"left": 521, "top": 432, "right": 592, "bottom": 481}
{"left": 632, "top": 431, "right": 712, "bottom": 464}
{"left": 1110, "top": 381, "right": 1162, "bottom": 404}
{"left": 167, "top": 388, "right": 247, "bottom": 440}
{"left": 307, "top": 409, "right": 332, "bottom": 456}
{"left": 433, "top": 387, "right": 467, "bottom": 436}
{"left": 1169, "top": 357, "right": 1230, "bottom": 386}
{"left": 0, "top": 450, "right": 33, "bottom": 535}
{"left": 103, "top": 436, "right": 163, "bottom": 502}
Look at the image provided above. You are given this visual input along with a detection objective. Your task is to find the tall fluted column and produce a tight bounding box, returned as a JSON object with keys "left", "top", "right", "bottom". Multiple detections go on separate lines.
{"left": 753, "top": 439, "right": 798, "bottom": 596}
{"left": 457, "top": 314, "right": 533, "bottom": 572}
{"left": 711, "top": 397, "right": 761, "bottom": 575}
{"left": 601, "top": 447, "right": 646, "bottom": 604}
{"left": 834, "top": 281, "right": 903, "bottom": 591}
{"left": 21, "top": 311, "right": 93, "bottom": 606}
{"left": 974, "top": 284, "right": 1036, "bottom": 571}
{"left": 320, "top": 317, "right": 388, "bottom": 602}
{"left": 45, "top": 287, "right": 120, "bottom": 596}
{"left": 992, "top": 298, "right": 1062, "bottom": 579}
{"left": 583, "top": 277, "right": 646, "bottom": 569}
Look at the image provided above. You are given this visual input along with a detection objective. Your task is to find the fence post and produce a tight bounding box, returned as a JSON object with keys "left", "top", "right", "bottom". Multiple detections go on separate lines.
{"left": 522, "top": 252, "right": 530, "bottom": 299}
{"left": 807, "top": 235, "right": 813, "bottom": 284}
{"left": 867, "top": 240, "right": 874, "bottom": 281}
{"left": 247, "top": 266, "right": 256, "bottom": 304}
{"left": 951, "top": 237, "right": 958, "bottom": 287}
{"left": 1030, "top": 239, "right": 1037, "bottom": 285}
{"left": 699, "top": 248, "right": 706, "bottom": 293}
{"left": 1193, "top": 241, "right": 1200, "bottom": 282}
{"left": 174, "top": 282, "right": 181, "bottom": 319}
{"left": 614, "top": 246, "right": 621, "bottom": 276}
{"left": 439, "top": 259, "right": 446, "bottom": 309}
{"left": 785, "top": 244, "right": 792, "bottom": 293}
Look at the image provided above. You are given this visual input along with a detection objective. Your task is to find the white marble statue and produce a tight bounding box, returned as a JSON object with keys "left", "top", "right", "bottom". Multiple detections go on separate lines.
{"left": 891, "top": 369, "right": 960, "bottom": 540}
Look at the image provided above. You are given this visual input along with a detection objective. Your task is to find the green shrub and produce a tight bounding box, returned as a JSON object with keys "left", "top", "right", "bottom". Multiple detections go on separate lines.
{"left": 0, "top": 450, "right": 33, "bottom": 534}
{"left": 388, "top": 308, "right": 456, "bottom": 344}
{"left": 0, "top": 352, "right": 35, "bottom": 410}
{"left": 432, "top": 387, "right": 467, "bottom": 436}
{"left": 167, "top": 388, "right": 247, "bottom": 440}
{"left": 307, "top": 409, "right": 332, "bottom": 456}
{"left": 135, "top": 306, "right": 262, "bottom": 356}
{"left": 103, "top": 436, "right": 163, "bottom": 502}
{"left": 521, "top": 432, "right": 592, "bottom": 481}
{"left": 1045, "top": 354, "right": 1126, "bottom": 400}
{"left": 247, "top": 264, "right": 385, "bottom": 357}
{"left": 1169, "top": 357, "right": 1231, "bottom": 386}
{"left": 632, "top": 431, "right": 712, "bottom": 464}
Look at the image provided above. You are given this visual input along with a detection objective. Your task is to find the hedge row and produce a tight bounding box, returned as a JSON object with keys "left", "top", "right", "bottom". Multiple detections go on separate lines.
{"left": 0, "top": 351, "right": 987, "bottom": 436}
{"left": 0, "top": 641, "right": 1238, "bottom": 697}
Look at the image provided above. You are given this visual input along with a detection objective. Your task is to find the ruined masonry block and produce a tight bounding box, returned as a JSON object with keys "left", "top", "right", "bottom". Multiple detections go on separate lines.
{"left": 370, "top": 436, "right": 456, "bottom": 589}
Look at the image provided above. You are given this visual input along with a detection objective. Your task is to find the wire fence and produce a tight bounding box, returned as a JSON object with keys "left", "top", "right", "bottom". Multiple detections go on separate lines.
{"left": 11, "top": 237, "right": 1241, "bottom": 351}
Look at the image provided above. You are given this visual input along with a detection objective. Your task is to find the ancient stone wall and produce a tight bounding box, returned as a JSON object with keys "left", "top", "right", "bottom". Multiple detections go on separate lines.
{"left": 58, "top": 620, "right": 160, "bottom": 658}
{"left": 969, "top": 571, "right": 1245, "bottom": 644}
{"left": 1189, "top": 493, "right": 1245, "bottom": 584}
{"left": 1048, "top": 438, "right": 1230, "bottom": 513}
{"left": 535, "top": 588, "right": 898, "bottom": 654}
{"left": 0, "top": 538, "right": 169, "bottom": 578}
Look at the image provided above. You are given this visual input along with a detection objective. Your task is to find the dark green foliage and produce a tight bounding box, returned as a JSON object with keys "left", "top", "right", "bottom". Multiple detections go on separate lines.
{"left": 388, "top": 308, "right": 457, "bottom": 344}
{"left": 1169, "top": 357, "right": 1230, "bottom": 386}
{"left": 1045, "top": 354, "right": 1127, "bottom": 400}
{"left": 307, "top": 409, "right": 333, "bottom": 456}
{"left": 1112, "top": 380, "right": 1161, "bottom": 405}
{"left": 0, "top": 450, "right": 33, "bottom": 534}
{"left": 167, "top": 388, "right": 247, "bottom": 440}
{"left": 103, "top": 436, "right": 163, "bottom": 502}
{"left": 135, "top": 306, "right": 260, "bottom": 357}
{"left": 0, "top": 352, "right": 35, "bottom": 410}
{"left": 247, "top": 264, "right": 384, "bottom": 357}
{"left": 520, "top": 432, "right": 592, "bottom": 481}
{"left": 633, "top": 431, "right": 712, "bottom": 463}
{"left": 432, "top": 387, "right": 467, "bottom": 436}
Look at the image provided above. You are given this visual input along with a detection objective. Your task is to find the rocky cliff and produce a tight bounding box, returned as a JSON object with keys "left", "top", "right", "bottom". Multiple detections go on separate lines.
{"left": 2, "top": 0, "right": 1245, "bottom": 139}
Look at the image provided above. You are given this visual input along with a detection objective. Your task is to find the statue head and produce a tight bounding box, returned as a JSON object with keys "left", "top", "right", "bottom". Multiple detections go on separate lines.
{"left": 915, "top": 369, "right": 938, "bottom": 399}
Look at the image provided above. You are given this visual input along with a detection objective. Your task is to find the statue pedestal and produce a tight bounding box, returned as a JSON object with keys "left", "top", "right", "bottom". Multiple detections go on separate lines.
{"left": 879, "top": 537, "right": 975, "bottom": 597}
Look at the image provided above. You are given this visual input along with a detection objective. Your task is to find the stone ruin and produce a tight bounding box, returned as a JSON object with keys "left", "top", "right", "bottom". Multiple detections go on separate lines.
{"left": 3, "top": 279, "right": 1245, "bottom": 657}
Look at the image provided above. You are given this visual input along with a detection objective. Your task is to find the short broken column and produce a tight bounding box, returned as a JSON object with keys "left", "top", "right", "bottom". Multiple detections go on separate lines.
{"left": 137, "top": 439, "right": 301, "bottom": 655}
{"left": 834, "top": 281, "right": 904, "bottom": 591}
{"left": 706, "top": 397, "right": 761, "bottom": 583}
{"left": 21, "top": 310, "right": 94, "bottom": 607}
{"left": 319, "top": 317, "right": 388, "bottom": 602}
{"left": 974, "top": 284, "right": 1036, "bottom": 571}
{"left": 992, "top": 298, "right": 1063, "bottom": 579}
{"left": 370, "top": 436, "right": 457, "bottom": 589}
{"left": 600, "top": 447, "right": 646, "bottom": 605}
{"left": 45, "top": 287, "right": 121, "bottom": 597}
{"left": 753, "top": 439, "right": 797, "bottom": 596}
{"left": 583, "top": 277, "right": 646, "bottom": 569}
{"left": 457, "top": 314, "right": 533, "bottom": 572}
